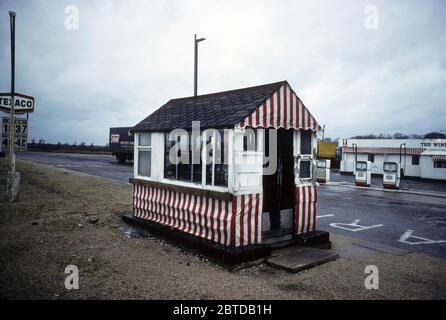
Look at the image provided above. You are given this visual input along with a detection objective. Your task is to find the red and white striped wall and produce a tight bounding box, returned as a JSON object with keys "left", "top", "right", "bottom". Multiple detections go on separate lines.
{"left": 230, "top": 193, "right": 263, "bottom": 247}
{"left": 132, "top": 184, "right": 263, "bottom": 247}
{"left": 295, "top": 185, "right": 318, "bottom": 235}
{"left": 238, "top": 84, "right": 321, "bottom": 131}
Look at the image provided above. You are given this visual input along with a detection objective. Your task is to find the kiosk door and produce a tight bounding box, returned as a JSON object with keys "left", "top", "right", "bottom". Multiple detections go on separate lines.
{"left": 262, "top": 129, "right": 295, "bottom": 243}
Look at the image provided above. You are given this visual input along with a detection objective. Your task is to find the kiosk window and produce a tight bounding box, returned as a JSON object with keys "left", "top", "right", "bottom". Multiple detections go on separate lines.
{"left": 177, "top": 157, "right": 191, "bottom": 182}
{"left": 368, "top": 154, "right": 374, "bottom": 162}
{"left": 191, "top": 133, "right": 202, "bottom": 183}
{"left": 164, "top": 130, "right": 228, "bottom": 187}
{"left": 205, "top": 134, "right": 213, "bottom": 185}
{"left": 164, "top": 133, "right": 191, "bottom": 182}
{"left": 412, "top": 155, "right": 420, "bottom": 165}
{"left": 164, "top": 135, "right": 176, "bottom": 179}
{"left": 137, "top": 133, "right": 151, "bottom": 177}
{"left": 300, "top": 130, "right": 312, "bottom": 155}
{"left": 243, "top": 130, "right": 256, "bottom": 152}
{"left": 297, "top": 130, "right": 314, "bottom": 181}
{"left": 214, "top": 130, "right": 228, "bottom": 187}
{"left": 206, "top": 130, "right": 228, "bottom": 187}
{"left": 299, "top": 160, "right": 312, "bottom": 179}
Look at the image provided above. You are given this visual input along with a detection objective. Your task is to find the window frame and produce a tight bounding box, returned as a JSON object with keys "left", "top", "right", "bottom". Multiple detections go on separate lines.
{"left": 295, "top": 130, "right": 315, "bottom": 182}
{"left": 135, "top": 133, "right": 152, "bottom": 178}
{"left": 162, "top": 129, "right": 229, "bottom": 189}
{"left": 434, "top": 160, "right": 446, "bottom": 169}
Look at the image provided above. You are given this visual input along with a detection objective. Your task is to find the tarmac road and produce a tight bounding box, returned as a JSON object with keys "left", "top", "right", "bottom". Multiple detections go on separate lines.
{"left": 15, "top": 151, "right": 446, "bottom": 259}
{"left": 16, "top": 151, "right": 133, "bottom": 183}
{"left": 317, "top": 185, "right": 446, "bottom": 259}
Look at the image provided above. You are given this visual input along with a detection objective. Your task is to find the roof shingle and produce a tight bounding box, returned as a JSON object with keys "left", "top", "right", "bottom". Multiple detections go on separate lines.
{"left": 132, "top": 81, "right": 287, "bottom": 132}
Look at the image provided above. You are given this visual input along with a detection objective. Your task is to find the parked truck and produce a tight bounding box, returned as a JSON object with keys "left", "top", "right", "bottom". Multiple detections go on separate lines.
{"left": 109, "top": 127, "right": 134, "bottom": 163}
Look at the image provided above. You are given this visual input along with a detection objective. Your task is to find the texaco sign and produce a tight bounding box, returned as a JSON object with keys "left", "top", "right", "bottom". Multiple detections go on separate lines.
{"left": 0, "top": 92, "right": 35, "bottom": 113}
{"left": 2, "top": 117, "right": 28, "bottom": 152}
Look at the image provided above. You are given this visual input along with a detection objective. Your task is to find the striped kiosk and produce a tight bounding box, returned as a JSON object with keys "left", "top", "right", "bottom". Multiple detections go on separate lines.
{"left": 125, "top": 80, "right": 330, "bottom": 264}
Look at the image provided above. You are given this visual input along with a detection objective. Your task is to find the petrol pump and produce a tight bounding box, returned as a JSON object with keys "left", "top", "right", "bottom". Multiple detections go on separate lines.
{"left": 351, "top": 143, "right": 371, "bottom": 187}
{"left": 316, "top": 159, "right": 330, "bottom": 183}
{"left": 383, "top": 162, "right": 401, "bottom": 189}
{"left": 382, "top": 143, "right": 406, "bottom": 189}
{"left": 354, "top": 161, "right": 372, "bottom": 186}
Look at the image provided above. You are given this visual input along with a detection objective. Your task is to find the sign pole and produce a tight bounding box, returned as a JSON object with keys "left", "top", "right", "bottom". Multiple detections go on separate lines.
{"left": 7, "top": 11, "right": 20, "bottom": 202}
{"left": 9, "top": 11, "right": 16, "bottom": 173}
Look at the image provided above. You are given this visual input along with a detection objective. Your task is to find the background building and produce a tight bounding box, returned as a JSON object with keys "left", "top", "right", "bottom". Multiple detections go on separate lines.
{"left": 340, "top": 138, "right": 446, "bottom": 180}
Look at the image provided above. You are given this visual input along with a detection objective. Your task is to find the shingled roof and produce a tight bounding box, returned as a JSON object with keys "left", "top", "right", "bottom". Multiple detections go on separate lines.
{"left": 132, "top": 81, "right": 287, "bottom": 132}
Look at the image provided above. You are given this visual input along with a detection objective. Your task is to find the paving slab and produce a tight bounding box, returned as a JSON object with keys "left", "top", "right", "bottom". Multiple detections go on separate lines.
{"left": 266, "top": 247, "right": 339, "bottom": 273}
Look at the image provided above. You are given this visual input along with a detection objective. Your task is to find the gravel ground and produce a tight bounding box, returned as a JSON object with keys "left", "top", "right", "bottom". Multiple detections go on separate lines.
{"left": 0, "top": 159, "right": 445, "bottom": 300}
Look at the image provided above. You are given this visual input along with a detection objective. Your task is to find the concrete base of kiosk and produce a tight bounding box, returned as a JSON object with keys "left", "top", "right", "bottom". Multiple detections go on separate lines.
{"left": 266, "top": 246, "right": 339, "bottom": 273}
{"left": 123, "top": 213, "right": 332, "bottom": 267}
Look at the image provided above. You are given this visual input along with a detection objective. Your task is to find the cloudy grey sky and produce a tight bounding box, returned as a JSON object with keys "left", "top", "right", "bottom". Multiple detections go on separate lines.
{"left": 0, "top": 0, "right": 445, "bottom": 144}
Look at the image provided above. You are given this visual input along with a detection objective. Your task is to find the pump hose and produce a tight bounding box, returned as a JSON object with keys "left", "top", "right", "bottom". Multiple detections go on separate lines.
{"left": 400, "top": 169, "right": 411, "bottom": 190}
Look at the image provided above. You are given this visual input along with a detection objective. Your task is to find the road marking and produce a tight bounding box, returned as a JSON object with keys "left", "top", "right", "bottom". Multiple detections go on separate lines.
{"left": 329, "top": 219, "right": 383, "bottom": 232}
{"left": 49, "top": 164, "right": 107, "bottom": 168}
{"left": 50, "top": 164, "right": 82, "bottom": 168}
{"left": 398, "top": 229, "right": 446, "bottom": 245}
{"left": 316, "top": 214, "right": 334, "bottom": 219}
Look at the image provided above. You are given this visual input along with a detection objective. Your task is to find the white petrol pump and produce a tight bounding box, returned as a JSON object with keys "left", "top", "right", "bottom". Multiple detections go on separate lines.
{"left": 352, "top": 143, "right": 371, "bottom": 187}
{"left": 316, "top": 159, "right": 330, "bottom": 183}
{"left": 383, "top": 162, "right": 401, "bottom": 189}
{"left": 382, "top": 143, "right": 406, "bottom": 189}
{"left": 354, "top": 160, "right": 372, "bottom": 187}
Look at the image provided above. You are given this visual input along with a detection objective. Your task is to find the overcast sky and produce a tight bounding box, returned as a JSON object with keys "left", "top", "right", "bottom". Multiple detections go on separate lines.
{"left": 0, "top": 0, "right": 445, "bottom": 144}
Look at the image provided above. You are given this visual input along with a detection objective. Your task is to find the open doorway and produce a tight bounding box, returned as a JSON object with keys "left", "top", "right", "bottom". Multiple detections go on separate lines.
{"left": 262, "top": 129, "right": 295, "bottom": 243}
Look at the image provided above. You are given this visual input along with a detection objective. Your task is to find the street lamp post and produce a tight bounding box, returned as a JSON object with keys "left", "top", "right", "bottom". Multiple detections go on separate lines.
{"left": 194, "top": 34, "right": 206, "bottom": 97}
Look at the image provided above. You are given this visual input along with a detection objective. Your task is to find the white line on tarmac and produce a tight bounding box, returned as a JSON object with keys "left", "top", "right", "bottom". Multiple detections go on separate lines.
{"left": 316, "top": 214, "right": 334, "bottom": 219}
{"left": 329, "top": 219, "right": 384, "bottom": 232}
{"left": 398, "top": 229, "right": 446, "bottom": 245}
{"left": 50, "top": 164, "right": 82, "bottom": 168}
{"left": 49, "top": 164, "right": 106, "bottom": 168}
